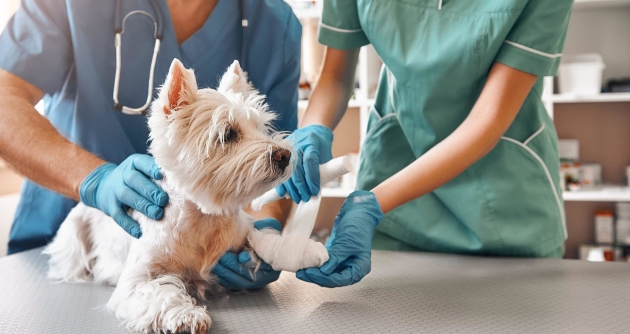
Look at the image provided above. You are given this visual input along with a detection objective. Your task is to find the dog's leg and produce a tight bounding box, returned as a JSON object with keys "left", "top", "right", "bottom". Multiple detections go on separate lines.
{"left": 108, "top": 248, "right": 211, "bottom": 334}
{"left": 44, "top": 203, "right": 95, "bottom": 282}
{"left": 89, "top": 215, "right": 133, "bottom": 286}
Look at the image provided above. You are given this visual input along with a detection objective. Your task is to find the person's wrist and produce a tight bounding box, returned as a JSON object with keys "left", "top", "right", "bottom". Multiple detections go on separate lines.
{"left": 79, "top": 162, "right": 116, "bottom": 208}
{"left": 302, "top": 124, "right": 333, "bottom": 140}
{"left": 349, "top": 190, "right": 384, "bottom": 228}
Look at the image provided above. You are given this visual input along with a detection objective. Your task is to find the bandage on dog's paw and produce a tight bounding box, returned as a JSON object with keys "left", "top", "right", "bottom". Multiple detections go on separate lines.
{"left": 248, "top": 228, "right": 329, "bottom": 272}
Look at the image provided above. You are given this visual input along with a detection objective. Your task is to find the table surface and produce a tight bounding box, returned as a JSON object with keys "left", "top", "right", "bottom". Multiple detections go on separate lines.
{"left": 1, "top": 248, "right": 630, "bottom": 334}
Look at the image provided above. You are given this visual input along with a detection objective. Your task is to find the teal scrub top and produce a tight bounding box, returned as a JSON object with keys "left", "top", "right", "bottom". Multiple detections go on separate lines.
{"left": 319, "top": 0, "right": 573, "bottom": 257}
{"left": 0, "top": 0, "right": 301, "bottom": 254}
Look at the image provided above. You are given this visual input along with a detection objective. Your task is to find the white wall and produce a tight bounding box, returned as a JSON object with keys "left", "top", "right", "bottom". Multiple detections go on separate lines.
{"left": 0, "top": 0, "right": 20, "bottom": 30}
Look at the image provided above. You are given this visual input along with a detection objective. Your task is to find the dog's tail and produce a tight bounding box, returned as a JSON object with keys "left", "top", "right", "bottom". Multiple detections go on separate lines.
{"left": 43, "top": 203, "right": 95, "bottom": 283}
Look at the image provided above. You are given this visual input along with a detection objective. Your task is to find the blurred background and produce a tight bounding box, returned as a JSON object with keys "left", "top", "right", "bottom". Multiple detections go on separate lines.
{"left": 1, "top": 0, "right": 629, "bottom": 260}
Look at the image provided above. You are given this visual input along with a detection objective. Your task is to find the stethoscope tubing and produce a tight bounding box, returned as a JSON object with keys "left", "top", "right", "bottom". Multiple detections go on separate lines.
{"left": 113, "top": 0, "right": 164, "bottom": 115}
{"left": 113, "top": 0, "right": 246, "bottom": 115}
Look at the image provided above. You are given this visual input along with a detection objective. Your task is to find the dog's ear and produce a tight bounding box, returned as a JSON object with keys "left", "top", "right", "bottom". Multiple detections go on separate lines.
{"left": 161, "top": 59, "right": 198, "bottom": 115}
{"left": 218, "top": 60, "right": 252, "bottom": 94}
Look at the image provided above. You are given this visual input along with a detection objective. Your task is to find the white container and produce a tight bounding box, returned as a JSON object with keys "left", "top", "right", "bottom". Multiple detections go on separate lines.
{"left": 595, "top": 211, "right": 614, "bottom": 244}
{"left": 558, "top": 54, "right": 605, "bottom": 95}
{"left": 616, "top": 202, "right": 630, "bottom": 219}
{"left": 616, "top": 219, "right": 630, "bottom": 245}
{"left": 580, "top": 164, "right": 602, "bottom": 188}
{"left": 558, "top": 139, "right": 579, "bottom": 162}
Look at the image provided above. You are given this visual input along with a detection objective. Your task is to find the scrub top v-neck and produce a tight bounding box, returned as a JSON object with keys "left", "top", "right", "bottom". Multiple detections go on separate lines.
{"left": 161, "top": 0, "right": 236, "bottom": 67}
{"left": 319, "top": 0, "right": 573, "bottom": 257}
{"left": 0, "top": 0, "right": 301, "bottom": 254}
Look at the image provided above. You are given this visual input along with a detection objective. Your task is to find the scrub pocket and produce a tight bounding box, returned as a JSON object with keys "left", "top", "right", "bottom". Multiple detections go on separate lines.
{"left": 358, "top": 107, "right": 415, "bottom": 191}
{"left": 472, "top": 119, "right": 567, "bottom": 256}
{"left": 357, "top": 107, "right": 486, "bottom": 253}
{"left": 358, "top": 107, "right": 424, "bottom": 250}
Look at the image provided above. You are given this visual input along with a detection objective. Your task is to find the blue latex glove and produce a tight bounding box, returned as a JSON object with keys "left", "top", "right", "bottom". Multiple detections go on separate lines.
{"left": 80, "top": 154, "right": 169, "bottom": 238}
{"left": 296, "top": 191, "right": 383, "bottom": 288}
{"left": 276, "top": 124, "right": 333, "bottom": 203}
{"left": 213, "top": 218, "right": 283, "bottom": 290}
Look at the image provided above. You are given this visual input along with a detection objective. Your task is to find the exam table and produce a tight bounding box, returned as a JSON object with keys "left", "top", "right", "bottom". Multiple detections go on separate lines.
{"left": 1, "top": 248, "right": 630, "bottom": 333}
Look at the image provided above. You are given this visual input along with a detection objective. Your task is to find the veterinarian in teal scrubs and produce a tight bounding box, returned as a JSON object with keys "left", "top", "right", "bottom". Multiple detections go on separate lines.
{"left": 279, "top": 0, "right": 574, "bottom": 288}
{"left": 0, "top": 0, "right": 300, "bottom": 290}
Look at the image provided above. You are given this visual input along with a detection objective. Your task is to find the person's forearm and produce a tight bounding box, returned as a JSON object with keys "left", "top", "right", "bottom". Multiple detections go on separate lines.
{"left": 301, "top": 48, "right": 360, "bottom": 129}
{"left": 0, "top": 70, "right": 105, "bottom": 200}
{"left": 372, "top": 63, "right": 538, "bottom": 213}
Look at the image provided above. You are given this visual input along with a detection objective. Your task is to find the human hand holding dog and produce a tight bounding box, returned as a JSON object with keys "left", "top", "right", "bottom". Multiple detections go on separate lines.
{"left": 296, "top": 191, "right": 383, "bottom": 288}
{"left": 79, "top": 154, "right": 169, "bottom": 238}
{"left": 213, "top": 218, "right": 283, "bottom": 290}
{"left": 276, "top": 125, "right": 333, "bottom": 203}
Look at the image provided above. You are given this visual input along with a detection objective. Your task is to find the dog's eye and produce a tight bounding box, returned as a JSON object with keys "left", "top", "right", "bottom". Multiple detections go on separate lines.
{"left": 222, "top": 127, "right": 239, "bottom": 143}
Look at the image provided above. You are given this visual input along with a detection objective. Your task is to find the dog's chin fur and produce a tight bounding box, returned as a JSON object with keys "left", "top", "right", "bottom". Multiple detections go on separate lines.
{"left": 44, "top": 59, "right": 293, "bottom": 334}
{"left": 149, "top": 59, "right": 293, "bottom": 216}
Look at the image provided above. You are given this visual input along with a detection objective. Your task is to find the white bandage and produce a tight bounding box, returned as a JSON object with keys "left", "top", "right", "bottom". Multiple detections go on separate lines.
{"left": 248, "top": 157, "right": 354, "bottom": 272}
{"left": 250, "top": 157, "right": 353, "bottom": 211}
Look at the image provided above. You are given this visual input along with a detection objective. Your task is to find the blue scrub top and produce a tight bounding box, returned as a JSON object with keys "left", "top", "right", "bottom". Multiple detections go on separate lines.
{"left": 0, "top": 0, "right": 301, "bottom": 254}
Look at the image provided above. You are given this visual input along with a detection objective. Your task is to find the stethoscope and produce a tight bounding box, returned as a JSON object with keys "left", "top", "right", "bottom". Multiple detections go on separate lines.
{"left": 113, "top": 0, "right": 248, "bottom": 115}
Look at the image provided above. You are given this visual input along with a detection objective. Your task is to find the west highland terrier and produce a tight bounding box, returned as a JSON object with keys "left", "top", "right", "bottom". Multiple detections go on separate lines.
{"left": 44, "top": 59, "right": 293, "bottom": 333}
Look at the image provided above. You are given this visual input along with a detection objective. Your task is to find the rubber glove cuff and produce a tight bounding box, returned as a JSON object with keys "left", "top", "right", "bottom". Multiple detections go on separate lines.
{"left": 80, "top": 162, "right": 117, "bottom": 208}
{"left": 301, "top": 124, "right": 334, "bottom": 145}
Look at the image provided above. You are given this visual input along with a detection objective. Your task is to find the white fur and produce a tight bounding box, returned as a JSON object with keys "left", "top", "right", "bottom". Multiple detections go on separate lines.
{"left": 44, "top": 59, "right": 293, "bottom": 334}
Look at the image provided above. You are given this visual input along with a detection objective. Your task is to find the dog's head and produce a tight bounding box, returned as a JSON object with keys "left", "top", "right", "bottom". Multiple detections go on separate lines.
{"left": 149, "top": 59, "right": 293, "bottom": 215}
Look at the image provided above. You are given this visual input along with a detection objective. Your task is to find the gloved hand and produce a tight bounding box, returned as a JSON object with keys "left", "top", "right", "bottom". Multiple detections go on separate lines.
{"left": 276, "top": 124, "right": 333, "bottom": 203}
{"left": 213, "top": 218, "right": 283, "bottom": 290}
{"left": 296, "top": 191, "right": 383, "bottom": 288}
{"left": 80, "top": 154, "right": 169, "bottom": 238}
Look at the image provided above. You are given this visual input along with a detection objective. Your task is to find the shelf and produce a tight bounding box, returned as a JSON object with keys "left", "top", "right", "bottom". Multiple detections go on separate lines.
{"left": 574, "top": 0, "right": 630, "bottom": 9}
{"left": 321, "top": 187, "right": 353, "bottom": 198}
{"left": 297, "top": 98, "right": 374, "bottom": 109}
{"left": 293, "top": 8, "right": 321, "bottom": 19}
{"left": 545, "top": 93, "right": 630, "bottom": 104}
{"left": 563, "top": 186, "right": 630, "bottom": 202}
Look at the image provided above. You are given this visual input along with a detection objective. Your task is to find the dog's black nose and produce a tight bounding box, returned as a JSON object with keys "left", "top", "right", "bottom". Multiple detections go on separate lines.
{"left": 271, "top": 149, "right": 291, "bottom": 170}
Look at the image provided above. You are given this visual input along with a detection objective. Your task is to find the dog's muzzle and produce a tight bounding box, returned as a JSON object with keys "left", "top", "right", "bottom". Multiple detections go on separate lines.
{"left": 271, "top": 148, "right": 291, "bottom": 171}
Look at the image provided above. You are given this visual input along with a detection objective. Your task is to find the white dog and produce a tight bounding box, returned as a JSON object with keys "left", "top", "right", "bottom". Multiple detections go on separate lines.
{"left": 44, "top": 59, "right": 293, "bottom": 334}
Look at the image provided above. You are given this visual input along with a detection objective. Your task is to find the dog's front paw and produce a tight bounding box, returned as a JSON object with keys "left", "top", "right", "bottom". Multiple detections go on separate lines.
{"left": 248, "top": 229, "right": 329, "bottom": 272}
{"left": 164, "top": 306, "right": 212, "bottom": 334}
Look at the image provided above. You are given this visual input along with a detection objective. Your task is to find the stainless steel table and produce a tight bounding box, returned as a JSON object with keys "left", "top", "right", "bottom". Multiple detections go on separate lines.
{"left": 1, "top": 248, "right": 630, "bottom": 333}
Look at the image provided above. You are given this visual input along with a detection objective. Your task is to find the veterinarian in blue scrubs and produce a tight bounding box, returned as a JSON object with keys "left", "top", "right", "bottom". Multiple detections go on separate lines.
{"left": 279, "top": 0, "right": 574, "bottom": 288}
{"left": 0, "top": 0, "right": 300, "bottom": 290}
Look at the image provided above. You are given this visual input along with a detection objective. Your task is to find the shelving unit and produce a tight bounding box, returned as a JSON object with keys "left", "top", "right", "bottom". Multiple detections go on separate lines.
{"left": 541, "top": 0, "right": 630, "bottom": 207}
{"left": 573, "top": 0, "right": 630, "bottom": 9}
{"left": 564, "top": 187, "right": 630, "bottom": 202}
{"left": 546, "top": 1, "right": 630, "bottom": 257}
{"left": 546, "top": 92, "right": 630, "bottom": 104}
